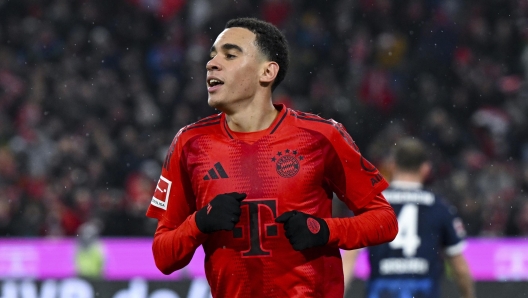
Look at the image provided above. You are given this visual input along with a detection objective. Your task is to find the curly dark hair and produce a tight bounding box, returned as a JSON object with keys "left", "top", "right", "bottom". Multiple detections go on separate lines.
{"left": 226, "top": 17, "right": 289, "bottom": 92}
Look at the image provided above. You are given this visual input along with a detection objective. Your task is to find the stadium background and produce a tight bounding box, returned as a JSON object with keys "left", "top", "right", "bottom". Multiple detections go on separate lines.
{"left": 0, "top": 0, "right": 527, "bottom": 297}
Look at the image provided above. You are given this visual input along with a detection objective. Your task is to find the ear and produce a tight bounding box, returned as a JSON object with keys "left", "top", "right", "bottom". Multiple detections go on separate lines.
{"left": 385, "top": 157, "right": 396, "bottom": 177}
{"left": 259, "top": 61, "right": 279, "bottom": 85}
{"left": 419, "top": 161, "right": 432, "bottom": 180}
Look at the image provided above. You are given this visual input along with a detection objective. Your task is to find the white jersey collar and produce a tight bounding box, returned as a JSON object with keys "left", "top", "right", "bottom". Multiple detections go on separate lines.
{"left": 390, "top": 180, "right": 423, "bottom": 190}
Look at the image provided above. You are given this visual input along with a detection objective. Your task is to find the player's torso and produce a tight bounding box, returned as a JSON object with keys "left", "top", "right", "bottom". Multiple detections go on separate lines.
{"left": 184, "top": 126, "right": 331, "bottom": 213}
{"left": 366, "top": 188, "right": 444, "bottom": 298}
{"left": 182, "top": 125, "right": 341, "bottom": 297}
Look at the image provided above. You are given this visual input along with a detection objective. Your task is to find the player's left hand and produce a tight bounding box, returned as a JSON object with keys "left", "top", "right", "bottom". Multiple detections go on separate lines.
{"left": 275, "top": 210, "right": 329, "bottom": 251}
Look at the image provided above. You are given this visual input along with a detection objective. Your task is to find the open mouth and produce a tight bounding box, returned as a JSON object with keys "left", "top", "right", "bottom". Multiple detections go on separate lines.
{"left": 207, "top": 78, "right": 224, "bottom": 88}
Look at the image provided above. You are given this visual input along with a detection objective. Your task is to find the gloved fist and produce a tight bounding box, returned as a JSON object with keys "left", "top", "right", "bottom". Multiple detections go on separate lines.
{"left": 195, "top": 192, "right": 246, "bottom": 234}
{"left": 275, "top": 210, "right": 329, "bottom": 251}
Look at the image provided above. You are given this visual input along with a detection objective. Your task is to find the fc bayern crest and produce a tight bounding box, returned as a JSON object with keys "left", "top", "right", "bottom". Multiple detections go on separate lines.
{"left": 270, "top": 149, "right": 303, "bottom": 178}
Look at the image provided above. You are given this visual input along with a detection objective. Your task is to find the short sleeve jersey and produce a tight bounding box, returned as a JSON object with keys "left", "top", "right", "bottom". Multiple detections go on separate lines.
{"left": 147, "top": 104, "right": 388, "bottom": 298}
{"left": 365, "top": 182, "right": 466, "bottom": 298}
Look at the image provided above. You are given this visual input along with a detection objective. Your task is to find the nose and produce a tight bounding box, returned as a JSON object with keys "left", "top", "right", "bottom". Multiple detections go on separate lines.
{"left": 206, "top": 56, "right": 221, "bottom": 71}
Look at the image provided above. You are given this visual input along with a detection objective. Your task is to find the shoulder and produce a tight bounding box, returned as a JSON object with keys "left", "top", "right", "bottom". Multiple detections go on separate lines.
{"left": 288, "top": 109, "right": 337, "bottom": 129}
{"left": 413, "top": 190, "right": 459, "bottom": 218}
{"left": 173, "top": 113, "right": 223, "bottom": 145}
{"left": 182, "top": 113, "right": 222, "bottom": 134}
{"left": 433, "top": 194, "right": 459, "bottom": 216}
{"left": 287, "top": 108, "right": 361, "bottom": 150}
{"left": 287, "top": 109, "right": 349, "bottom": 138}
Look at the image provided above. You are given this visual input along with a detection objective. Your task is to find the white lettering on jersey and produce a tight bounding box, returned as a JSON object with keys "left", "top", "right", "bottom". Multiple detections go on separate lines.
{"left": 379, "top": 257, "right": 429, "bottom": 275}
{"left": 383, "top": 190, "right": 435, "bottom": 205}
{"left": 151, "top": 175, "right": 172, "bottom": 210}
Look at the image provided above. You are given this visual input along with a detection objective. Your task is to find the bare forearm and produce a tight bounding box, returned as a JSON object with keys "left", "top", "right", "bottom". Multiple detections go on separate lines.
{"left": 448, "top": 254, "right": 476, "bottom": 298}
{"left": 455, "top": 272, "right": 476, "bottom": 298}
{"left": 342, "top": 249, "right": 360, "bottom": 293}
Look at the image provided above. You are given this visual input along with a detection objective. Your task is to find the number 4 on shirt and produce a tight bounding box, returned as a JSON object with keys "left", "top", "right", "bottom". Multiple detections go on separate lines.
{"left": 389, "top": 204, "right": 421, "bottom": 257}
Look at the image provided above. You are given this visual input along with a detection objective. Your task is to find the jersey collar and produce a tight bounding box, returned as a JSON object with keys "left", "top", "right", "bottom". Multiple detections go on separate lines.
{"left": 390, "top": 180, "right": 423, "bottom": 190}
{"left": 221, "top": 104, "right": 288, "bottom": 139}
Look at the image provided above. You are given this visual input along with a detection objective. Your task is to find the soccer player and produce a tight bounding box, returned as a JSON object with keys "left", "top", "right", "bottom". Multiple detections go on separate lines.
{"left": 343, "top": 137, "right": 475, "bottom": 298}
{"left": 146, "top": 17, "right": 398, "bottom": 297}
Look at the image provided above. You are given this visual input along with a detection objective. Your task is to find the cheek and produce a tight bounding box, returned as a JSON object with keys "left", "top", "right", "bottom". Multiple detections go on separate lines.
{"left": 233, "top": 67, "right": 259, "bottom": 90}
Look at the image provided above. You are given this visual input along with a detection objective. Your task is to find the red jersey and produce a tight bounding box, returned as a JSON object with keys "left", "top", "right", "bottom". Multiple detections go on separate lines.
{"left": 147, "top": 104, "right": 394, "bottom": 297}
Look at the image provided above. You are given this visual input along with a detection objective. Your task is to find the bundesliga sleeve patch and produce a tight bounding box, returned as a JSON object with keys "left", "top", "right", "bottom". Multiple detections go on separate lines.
{"left": 151, "top": 175, "right": 172, "bottom": 210}
{"left": 453, "top": 217, "right": 467, "bottom": 238}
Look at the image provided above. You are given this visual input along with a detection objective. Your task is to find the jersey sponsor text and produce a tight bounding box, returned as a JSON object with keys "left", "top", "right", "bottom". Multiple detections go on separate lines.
{"left": 380, "top": 257, "right": 429, "bottom": 275}
{"left": 383, "top": 190, "right": 434, "bottom": 205}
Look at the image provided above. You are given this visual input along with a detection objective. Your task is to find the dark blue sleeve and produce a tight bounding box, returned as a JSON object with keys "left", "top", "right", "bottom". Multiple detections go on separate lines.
{"left": 436, "top": 198, "right": 465, "bottom": 250}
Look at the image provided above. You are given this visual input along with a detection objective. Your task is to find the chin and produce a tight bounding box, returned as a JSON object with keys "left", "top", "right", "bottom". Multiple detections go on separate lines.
{"left": 207, "top": 96, "right": 224, "bottom": 109}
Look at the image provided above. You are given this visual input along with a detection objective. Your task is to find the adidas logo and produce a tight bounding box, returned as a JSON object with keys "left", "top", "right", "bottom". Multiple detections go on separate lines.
{"left": 203, "top": 162, "right": 229, "bottom": 180}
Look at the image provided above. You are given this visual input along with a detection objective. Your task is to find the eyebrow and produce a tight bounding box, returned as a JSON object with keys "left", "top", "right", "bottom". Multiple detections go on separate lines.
{"left": 210, "top": 43, "right": 244, "bottom": 54}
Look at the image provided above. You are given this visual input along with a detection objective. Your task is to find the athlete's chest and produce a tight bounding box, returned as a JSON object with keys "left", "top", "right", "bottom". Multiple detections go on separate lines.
{"left": 183, "top": 132, "right": 326, "bottom": 202}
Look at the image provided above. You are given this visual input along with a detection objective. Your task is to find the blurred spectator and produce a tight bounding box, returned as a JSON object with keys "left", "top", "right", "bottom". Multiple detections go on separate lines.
{"left": 0, "top": 0, "right": 527, "bottom": 238}
{"left": 75, "top": 220, "right": 105, "bottom": 279}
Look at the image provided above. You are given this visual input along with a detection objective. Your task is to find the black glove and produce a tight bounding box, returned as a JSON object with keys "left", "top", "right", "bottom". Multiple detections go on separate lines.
{"left": 195, "top": 192, "right": 246, "bottom": 234}
{"left": 275, "top": 210, "right": 329, "bottom": 251}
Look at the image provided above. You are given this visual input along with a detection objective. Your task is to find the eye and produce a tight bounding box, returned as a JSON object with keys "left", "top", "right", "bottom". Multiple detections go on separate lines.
{"left": 226, "top": 54, "right": 236, "bottom": 59}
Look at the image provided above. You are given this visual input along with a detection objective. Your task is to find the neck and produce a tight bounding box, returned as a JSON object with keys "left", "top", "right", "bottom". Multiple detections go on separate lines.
{"left": 225, "top": 96, "right": 278, "bottom": 132}
{"left": 391, "top": 172, "right": 423, "bottom": 183}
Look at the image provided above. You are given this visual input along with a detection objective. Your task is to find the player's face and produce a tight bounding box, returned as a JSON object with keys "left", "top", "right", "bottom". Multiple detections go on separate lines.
{"left": 206, "top": 27, "right": 265, "bottom": 110}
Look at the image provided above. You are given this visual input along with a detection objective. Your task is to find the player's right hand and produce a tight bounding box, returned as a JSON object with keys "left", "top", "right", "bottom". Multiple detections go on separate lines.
{"left": 195, "top": 192, "right": 246, "bottom": 234}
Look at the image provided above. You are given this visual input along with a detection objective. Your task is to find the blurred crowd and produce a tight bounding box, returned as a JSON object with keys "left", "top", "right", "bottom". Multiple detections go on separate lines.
{"left": 0, "top": 0, "right": 527, "bottom": 238}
